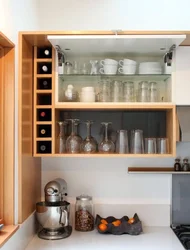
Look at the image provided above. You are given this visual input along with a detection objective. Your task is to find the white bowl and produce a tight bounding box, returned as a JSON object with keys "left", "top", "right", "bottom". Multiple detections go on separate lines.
{"left": 80, "top": 92, "right": 95, "bottom": 102}
{"left": 81, "top": 87, "right": 95, "bottom": 92}
{"left": 119, "top": 59, "right": 137, "bottom": 66}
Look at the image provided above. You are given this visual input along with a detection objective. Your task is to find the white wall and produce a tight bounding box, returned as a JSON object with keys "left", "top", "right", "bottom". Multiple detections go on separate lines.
{"left": 37, "top": 0, "right": 190, "bottom": 30}
{"left": 42, "top": 143, "right": 190, "bottom": 206}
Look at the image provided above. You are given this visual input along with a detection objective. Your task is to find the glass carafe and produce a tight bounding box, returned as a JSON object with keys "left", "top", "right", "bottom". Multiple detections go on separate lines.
{"left": 66, "top": 119, "right": 82, "bottom": 153}
{"left": 57, "top": 121, "right": 68, "bottom": 153}
{"left": 98, "top": 122, "right": 115, "bottom": 153}
{"left": 81, "top": 121, "right": 97, "bottom": 153}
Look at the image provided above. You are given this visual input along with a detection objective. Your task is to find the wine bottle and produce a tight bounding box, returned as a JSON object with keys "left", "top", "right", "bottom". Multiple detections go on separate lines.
{"left": 37, "top": 109, "right": 51, "bottom": 121}
{"left": 37, "top": 141, "right": 51, "bottom": 154}
{"left": 37, "top": 62, "right": 52, "bottom": 74}
{"left": 37, "top": 47, "right": 52, "bottom": 58}
{"left": 37, "top": 78, "right": 52, "bottom": 90}
{"left": 37, "top": 125, "right": 51, "bottom": 137}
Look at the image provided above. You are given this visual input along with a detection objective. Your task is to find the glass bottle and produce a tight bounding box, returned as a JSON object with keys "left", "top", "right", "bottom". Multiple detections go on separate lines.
{"left": 66, "top": 119, "right": 82, "bottom": 153}
{"left": 81, "top": 121, "right": 97, "bottom": 153}
{"left": 75, "top": 195, "right": 94, "bottom": 232}
{"left": 57, "top": 121, "right": 68, "bottom": 153}
{"left": 98, "top": 122, "right": 115, "bottom": 153}
{"left": 174, "top": 158, "right": 181, "bottom": 171}
{"left": 182, "top": 158, "right": 189, "bottom": 171}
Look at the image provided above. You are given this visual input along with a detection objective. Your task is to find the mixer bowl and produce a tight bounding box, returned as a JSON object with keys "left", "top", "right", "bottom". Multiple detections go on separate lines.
{"left": 36, "top": 201, "right": 70, "bottom": 231}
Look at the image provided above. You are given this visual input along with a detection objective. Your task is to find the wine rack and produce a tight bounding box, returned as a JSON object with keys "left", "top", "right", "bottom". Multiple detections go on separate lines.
{"left": 34, "top": 46, "right": 55, "bottom": 155}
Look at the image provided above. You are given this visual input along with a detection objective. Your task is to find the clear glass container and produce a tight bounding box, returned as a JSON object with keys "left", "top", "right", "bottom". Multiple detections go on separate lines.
{"left": 66, "top": 119, "right": 82, "bottom": 153}
{"left": 75, "top": 195, "right": 94, "bottom": 232}
{"left": 80, "top": 121, "right": 97, "bottom": 153}
{"left": 138, "top": 81, "right": 149, "bottom": 102}
{"left": 111, "top": 80, "right": 123, "bottom": 102}
{"left": 98, "top": 122, "right": 115, "bottom": 153}
{"left": 57, "top": 121, "right": 68, "bottom": 153}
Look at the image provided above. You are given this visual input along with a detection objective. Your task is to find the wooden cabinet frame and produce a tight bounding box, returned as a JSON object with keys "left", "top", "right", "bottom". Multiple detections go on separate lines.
{"left": 0, "top": 32, "right": 15, "bottom": 225}
{"left": 0, "top": 32, "right": 19, "bottom": 248}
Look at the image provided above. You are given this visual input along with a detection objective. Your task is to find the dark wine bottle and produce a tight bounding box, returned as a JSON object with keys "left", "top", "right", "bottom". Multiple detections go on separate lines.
{"left": 37, "top": 62, "right": 52, "bottom": 74}
{"left": 37, "top": 109, "right": 51, "bottom": 121}
{"left": 37, "top": 141, "right": 52, "bottom": 154}
{"left": 37, "top": 125, "right": 51, "bottom": 137}
{"left": 37, "top": 78, "right": 52, "bottom": 90}
{"left": 37, "top": 47, "right": 52, "bottom": 58}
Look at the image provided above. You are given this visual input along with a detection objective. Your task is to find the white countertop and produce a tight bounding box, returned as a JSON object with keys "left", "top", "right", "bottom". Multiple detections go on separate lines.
{"left": 25, "top": 227, "right": 184, "bottom": 250}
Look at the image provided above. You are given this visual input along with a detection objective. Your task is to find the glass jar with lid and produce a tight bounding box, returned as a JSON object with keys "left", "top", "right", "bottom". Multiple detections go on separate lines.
{"left": 75, "top": 195, "right": 94, "bottom": 232}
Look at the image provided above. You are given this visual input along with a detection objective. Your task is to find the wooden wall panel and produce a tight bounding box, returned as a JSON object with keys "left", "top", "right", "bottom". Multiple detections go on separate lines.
{"left": 18, "top": 35, "right": 41, "bottom": 223}
{"left": 3, "top": 48, "right": 15, "bottom": 225}
{"left": 0, "top": 48, "right": 4, "bottom": 223}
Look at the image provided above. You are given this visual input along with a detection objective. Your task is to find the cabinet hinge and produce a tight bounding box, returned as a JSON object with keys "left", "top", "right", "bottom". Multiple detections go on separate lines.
{"left": 164, "top": 44, "right": 176, "bottom": 66}
{"left": 55, "top": 45, "right": 66, "bottom": 63}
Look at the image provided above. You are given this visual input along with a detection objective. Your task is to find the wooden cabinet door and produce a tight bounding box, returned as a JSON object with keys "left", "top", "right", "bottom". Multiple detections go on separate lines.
{"left": 175, "top": 47, "right": 190, "bottom": 105}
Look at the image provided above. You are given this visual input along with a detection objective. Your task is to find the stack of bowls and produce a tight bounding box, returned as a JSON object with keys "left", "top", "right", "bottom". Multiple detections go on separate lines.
{"left": 118, "top": 59, "right": 137, "bottom": 75}
{"left": 99, "top": 59, "right": 118, "bottom": 75}
{"left": 80, "top": 87, "right": 95, "bottom": 102}
{"left": 139, "top": 62, "right": 162, "bottom": 74}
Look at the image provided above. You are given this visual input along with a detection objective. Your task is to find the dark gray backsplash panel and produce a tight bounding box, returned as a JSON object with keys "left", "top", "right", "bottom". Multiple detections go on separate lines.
{"left": 172, "top": 175, "right": 190, "bottom": 225}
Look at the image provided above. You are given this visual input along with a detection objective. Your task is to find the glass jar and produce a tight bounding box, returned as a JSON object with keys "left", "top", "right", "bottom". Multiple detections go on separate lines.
{"left": 75, "top": 195, "right": 94, "bottom": 232}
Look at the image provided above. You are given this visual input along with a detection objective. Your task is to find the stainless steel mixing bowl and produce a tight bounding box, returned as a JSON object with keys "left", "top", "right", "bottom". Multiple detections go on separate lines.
{"left": 36, "top": 201, "right": 70, "bottom": 230}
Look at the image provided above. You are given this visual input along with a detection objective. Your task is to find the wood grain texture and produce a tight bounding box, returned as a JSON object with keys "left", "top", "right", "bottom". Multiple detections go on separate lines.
{"left": 18, "top": 30, "right": 190, "bottom": 47}
{"left": 128, "top": 167, "right": 174, "bottom": 172}
{"left": 0, "top": 48, "right": 4, "bottom": 222}
{"left": 18, "top": 34, "right": 41, "bottom": 223}
{"left": 0, "top": 225, "right": 19, "bottom": 247}
{"left": 33, "top": 153, "right": 174, "bottom": 158}
{"left": 55, "top": 102, "right": 175, "bottom": 110}
{"left": 0, "top": 32, "right": 14, "bottom": 48}
{"left": 3, "top": 47, "right": 15, "bottom": 225}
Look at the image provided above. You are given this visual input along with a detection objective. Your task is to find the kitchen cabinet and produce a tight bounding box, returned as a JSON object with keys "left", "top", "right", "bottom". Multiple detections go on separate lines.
{"left": 174, "top": 46, "right": 190, "bottom": 105}
{"left": 33, "top": 33, "right": 186, "bottom": 158}
{"left": 19, "top": 31, "right": 190, "bottom": 221}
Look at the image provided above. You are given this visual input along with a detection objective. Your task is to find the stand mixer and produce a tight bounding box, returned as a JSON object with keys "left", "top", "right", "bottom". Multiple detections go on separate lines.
{"left": 36, "top": 178, "right": 72, "bottom": 240}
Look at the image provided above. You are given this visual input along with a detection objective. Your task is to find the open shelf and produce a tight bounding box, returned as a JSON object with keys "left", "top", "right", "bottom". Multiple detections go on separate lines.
{"left": 33, "top": 153, "right": 174, "bottom": 158}
{"left": 59, "top": 74, "right": 171, "bottom": 82}
{"left": 55, "top": 102, "right": 174, "bottom": 110}
{"left": 128, "top": 167, "right": 190, "bottom": 174}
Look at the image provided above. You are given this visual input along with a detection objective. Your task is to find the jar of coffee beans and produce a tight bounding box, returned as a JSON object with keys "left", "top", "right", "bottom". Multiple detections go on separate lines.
{"left": 75, "top": 195, "right": 94, "bottom": 232}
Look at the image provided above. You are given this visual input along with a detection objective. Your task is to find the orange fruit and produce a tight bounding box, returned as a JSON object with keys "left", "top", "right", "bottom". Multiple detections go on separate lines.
{"left": 99, "top": 223, "right": 107, "bottom": 231}
{"left": 101, "top": 219, "right": 108, "bottom": 225}
{"left": 128, "top": 218, "right": 135, "bottom": 224}
{"left": 112, "top": 220, "right": 121, "bottom": 226}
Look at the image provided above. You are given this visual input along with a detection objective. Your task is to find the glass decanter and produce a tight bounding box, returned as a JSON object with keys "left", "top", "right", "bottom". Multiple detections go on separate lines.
{"left": 57, "top": 121, "right": 68, "bottom": 153}
{"left": 74, "top": 120, "right": 83, "bottom": 143}
{"left": 81, "top": 120, "right": 97, "bottom": 153}
{"left": 98, "top": 122, "right": 115, "bottom": 153}
{"left": 66, "top": 119, "right": 82, "bottom": 153}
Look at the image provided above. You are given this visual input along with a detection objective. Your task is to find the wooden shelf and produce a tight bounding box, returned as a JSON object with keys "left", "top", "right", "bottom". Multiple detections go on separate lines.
{"left": 128, "top": 167, "right": 190, "bottom": 174}
{"left": 36, "top": 90, "right": 52, "bottom": 93}
{"left": 55, "top": 102, "right": 174, "bottom": 110}
{"left": 36, "top": 137, "right": 52, "bottom": 141}
{"left": 0, "top": 225, "right": 19, "bottom": 247}
{"left": 36, "top": 58, "right": 52, "bottom": 62}
{"left": 36, "top": 121, "right": 52, "bottom": 125}
{"left": 33, "top": 153, "right": 174, "bottom": 158}
{"left": 36, "top": 74, "right": 52, "bottom": 78}
{"left": 36, "top": 105, "right": 52, "bottom": 109}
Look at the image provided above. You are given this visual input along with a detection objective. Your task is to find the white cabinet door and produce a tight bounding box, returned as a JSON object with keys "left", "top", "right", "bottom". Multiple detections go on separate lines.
{"left": 175, "top": 47, "right": 190, "bottom": 105}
